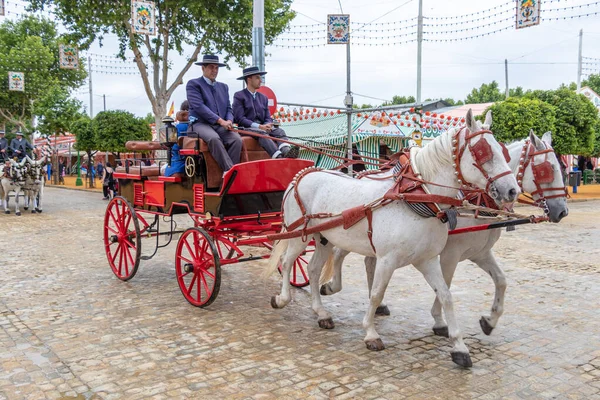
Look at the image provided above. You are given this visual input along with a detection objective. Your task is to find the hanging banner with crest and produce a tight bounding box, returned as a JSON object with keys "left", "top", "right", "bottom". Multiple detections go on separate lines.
{"left": 59, "top": 44, "right": 79, "bottom": 69}
{"left": 131, "top": 0, "right": 156, "bottom": 35}
{"left": 516, "top": 0, "right": 541, "bottom": 29}
{"left": 0, "top": 0, "right": 5, "bottom": 16}
{"left": 8, "top": 72, "right": 24, "bottom": 91}
{"left": 327, "top": 14, "right": 350, "bottom": 44}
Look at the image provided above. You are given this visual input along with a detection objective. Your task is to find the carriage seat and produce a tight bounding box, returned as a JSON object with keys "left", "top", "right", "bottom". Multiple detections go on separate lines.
{"left": 115, "top": 165, "right": 160, "bottom": 177}
{"left": 125, "top": 141, "right": 165, "bottom": 151}
{"left": 180, "top": 136, "right": 270, "bottom": 188}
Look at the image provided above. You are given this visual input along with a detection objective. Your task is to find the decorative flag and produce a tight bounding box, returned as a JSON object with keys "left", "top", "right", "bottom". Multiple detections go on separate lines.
{"left": 168, "top": 101, "right": 175, "bottom": 117}
{"left": 59, "top": 44, "right": 79, "bottom": 69}
{"left": 131, "top": 1, "right": 156, "bottom": 35}
{"left": 8, "top": 72, "right": 24, "bottom": 91}
{"left": 516, "top": 0, "right": 541, "bottom": 29}
{"left": 327, "top": 14, "right": 350, "bottom": 44}
{"left": 0, "top": 0, "right": 5, "bottom": 16}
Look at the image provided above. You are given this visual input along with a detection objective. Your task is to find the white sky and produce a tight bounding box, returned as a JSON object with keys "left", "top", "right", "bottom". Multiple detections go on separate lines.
{"left": 6, "top": 0, "right": 600, "bottom": 116}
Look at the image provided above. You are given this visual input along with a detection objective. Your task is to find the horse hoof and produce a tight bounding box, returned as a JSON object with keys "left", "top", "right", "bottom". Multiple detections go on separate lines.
{"left": 4, "top": 211, "right": 9, "bottom": 214}
{"left": 433, "top": 326, "right": 449, "bottom": 338}
{"left": 365, "top": 338, "right": 385, "bottom": 351}
{"left": 479, "top": 317, "right": 494, "bottom": 336}
{"left": 451, "top": 352, "right": 473, "bottom": 368}
{"left": 375, "top": 305, "right": 390, "bottom": 316}
{"left": 317, "top": 317, "right": 335, "bottom": 329}
{"left": 15, "top": 212, "right": 21, "bottom": 216}
{"left": 320, "top": 285, "right": 330, "bottom": 296}
{"left": 36, "top": 209, "right": 42, "bottom": 213}
{"left": 270, "top": 296, "right": 280, "bottom": 309}
{"left": 23, "top": 207, "right": 28, "bottom": 210}
{"left": 31, "top": 210, "right": 36, "bottom": 214}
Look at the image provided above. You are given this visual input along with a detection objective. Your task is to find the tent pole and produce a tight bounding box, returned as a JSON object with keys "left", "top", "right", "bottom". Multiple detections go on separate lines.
{"left": 345, "top": 40, "right": 353, "bottom": 175}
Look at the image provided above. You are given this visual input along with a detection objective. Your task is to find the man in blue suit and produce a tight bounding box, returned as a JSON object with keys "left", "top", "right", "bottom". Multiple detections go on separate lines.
{"left": 232, "top": 66, "right": 294, "bottom": 158}
{"left": 186, "top": 54, "right": 242, "bottom": 172}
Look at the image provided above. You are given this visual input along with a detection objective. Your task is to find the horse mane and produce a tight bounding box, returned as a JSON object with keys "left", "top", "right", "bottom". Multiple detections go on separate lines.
{"left": 412, "top": 128, "right": 453, "bottom": 180}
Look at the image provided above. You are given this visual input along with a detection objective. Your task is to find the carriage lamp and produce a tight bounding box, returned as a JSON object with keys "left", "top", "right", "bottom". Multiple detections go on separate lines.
{"left": 160, "top": 116, "right": 177, "bottom": 165}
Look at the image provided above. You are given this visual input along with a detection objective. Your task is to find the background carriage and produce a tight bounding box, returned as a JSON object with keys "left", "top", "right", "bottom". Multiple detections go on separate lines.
{"left": 104, "top": 130, "right": 315, "bottom": 307}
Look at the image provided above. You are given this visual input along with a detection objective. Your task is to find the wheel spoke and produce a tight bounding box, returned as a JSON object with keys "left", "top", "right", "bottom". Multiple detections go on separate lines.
{"left": 123, "top": 211, "right": 132, "bottom": 232}
{"left": 111, "top": 243, "right": 122, "bottom": 265}
{"left": 177, "top": 255, "right": 193, "bottom": 264}
{"left": 124, "top": 245, "right": 135, "bottom": 273}
{"left": 118, "top": 244, "right": 124, "bottom": 276}
{"left": 186, "top": 273, "right": 197, "bottom": 296}
{"left": 197, "top": 271, "right": 202, "bottom": 303}
{"left": 200, "top": 272, "right": 210, "bottom": 301}
{"left": 108, "top": 209, "right": 120, "bottom": 230}
{"left": 122, "top": 244, "right": 130, "bottom": 277}
{"left": 183, "top": 238, "right": 195, "bottom": 261}
{"left": 201, "top": 266, "right": 215, "bottom": 280}
{"left": 106, "top": 226, "right": 118, "bottom": 235}
{"left": 295, "top": 259, "right": 309, "bottom": 282}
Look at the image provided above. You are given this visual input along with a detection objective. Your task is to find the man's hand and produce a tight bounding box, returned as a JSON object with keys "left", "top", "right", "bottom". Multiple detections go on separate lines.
{"left": 259, "top": 123, "right": 273, "bottom": 132}
{"left": 218, "top": 118, "right": 234, "bottom": 130}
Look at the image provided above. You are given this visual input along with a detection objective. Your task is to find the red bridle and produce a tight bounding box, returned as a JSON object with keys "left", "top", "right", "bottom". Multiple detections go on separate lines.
{"left": 515, "top": 139, "right": 568, "bottom": 207}
{"left": 452, "top": 127, "right": 513, "bottom": 192}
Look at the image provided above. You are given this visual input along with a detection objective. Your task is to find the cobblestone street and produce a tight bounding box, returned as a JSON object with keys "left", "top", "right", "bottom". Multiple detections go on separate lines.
{"left": 0, "top": 187, "right": 599, "bottom": 399}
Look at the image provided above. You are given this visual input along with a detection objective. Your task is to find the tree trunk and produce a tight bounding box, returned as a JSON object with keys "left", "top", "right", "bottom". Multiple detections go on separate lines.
{"left": 154, "top": 100, "right": 168, "bottom": 161}
{"left": 87, "top": 151, "right": 94, "bottom": 188}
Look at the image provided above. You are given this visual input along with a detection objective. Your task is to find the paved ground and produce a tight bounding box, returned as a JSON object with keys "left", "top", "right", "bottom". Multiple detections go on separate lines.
{"left": 0, "top": 188, "right": 599, "bottom": 399}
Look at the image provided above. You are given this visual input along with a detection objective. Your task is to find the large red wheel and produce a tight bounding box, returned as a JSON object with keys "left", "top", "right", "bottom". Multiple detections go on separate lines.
{"left": 277, "top": 242, "right": 314, "bottom": 288}
{"left": 175, "top": 228, "right": 221, "bottom": 307}
{"left": 103, "top": 196, "right": 141, "bottom": 281}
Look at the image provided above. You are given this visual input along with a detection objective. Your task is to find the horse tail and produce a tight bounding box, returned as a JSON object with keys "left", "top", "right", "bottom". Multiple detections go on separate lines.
{"left": 263, "top": 240, "right": 289, "bottom": 279}
{"left": 319, "top": 251, "right": 336, "bottom": 286}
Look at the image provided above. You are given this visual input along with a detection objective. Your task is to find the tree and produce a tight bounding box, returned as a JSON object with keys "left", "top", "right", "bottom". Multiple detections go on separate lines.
{"left": 525, "top": 89, "right": 599, "bottom": 155}
{"left": 30, "top": 0, "right": 296, "bottom": 136}
{"left": 72, "top": 115, "right": 97, "bottom": 187}
{"left": 465, "top": 81, "right": 505, "bottom": 104}
{"left": 581, "top": 73, "right": 600, "bottom": 95}
{"left": 0, "top": 16, "right": 86, "bottom": 134}
{"left": 382, "top": 95, "right": 416, "bottom": 106}
{"left": 93, "top": 110, "right": 152, "bottom": 158}
{"left": 484, "top": 97, "right": 556, "bottom": 144}
{"left": 593, "top": 119, "right": 600, "bottom": 157}
{"left": 508, "top": 87, "right": 525, "bottom": 98}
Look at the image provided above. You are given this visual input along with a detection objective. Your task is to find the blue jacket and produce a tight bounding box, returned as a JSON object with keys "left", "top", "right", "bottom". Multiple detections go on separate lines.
{"left": 186, "top": 77, "right": 233, "bottom": 124}
{"left": 232, "top": 89, "right": 273, "bottom": 128}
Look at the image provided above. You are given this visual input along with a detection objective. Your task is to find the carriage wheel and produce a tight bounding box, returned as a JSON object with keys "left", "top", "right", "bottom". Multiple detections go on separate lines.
{"left": 104, "top": 196, "right": 141, "bottom": 281}
{"left": 184, "top": 156, "right": 196, "bottom": 177}
{"left": 277, "top": 242, "right": 314, "bottom": 288}
{"left": 175, "top": 228, "right": 221, "bottom": 307}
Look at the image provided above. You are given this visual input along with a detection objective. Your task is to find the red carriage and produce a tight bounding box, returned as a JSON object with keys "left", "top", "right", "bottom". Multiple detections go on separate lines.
{"left": 103, "top": 133, "right": 314, "bottom": 307}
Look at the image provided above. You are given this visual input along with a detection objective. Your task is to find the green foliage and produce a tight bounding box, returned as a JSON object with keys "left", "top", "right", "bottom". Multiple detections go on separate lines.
{"left": 0, "top": 16, "right": 86, "bottom": 131}
{"left": 353, "top": 104, "right": 373, "bottom": 109}
{"left": 28, "top": 0, "right": 295, "bottom": 123}
{"left": 142, "top": 112, "right": 155, "bottom": 124}
{"left": 382, "top": 95, "right": 416, "bottom": 106}
{"left": 524, "top": 89, "right": 598, "bottom": 155}
{"left": 581, "top": 74, "right": 600, "bottom": 95}
{"left": 593, "top": 119, "right": 600, "bottom": 157}
{"left": 71, "top": 115, "right": 96, "bottom": 152}
{"left": 35, "top": 87, "right": 84, "bottom": 136}
{"left": 508, "top": 87, "right": 525, "bottom": 98}
{"left": 465, "top": 81, "right": 505, "bottom": 104}
{"left": 93, "top": 110, "right": 151, "bottom": 153}
{"left": 485, "top": 97, "right": 556, "bottom": 143}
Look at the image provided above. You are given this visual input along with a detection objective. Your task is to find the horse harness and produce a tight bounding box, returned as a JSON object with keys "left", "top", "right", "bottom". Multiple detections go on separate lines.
{"left": 268, "top": 127, "right": 504, "bottom": 252}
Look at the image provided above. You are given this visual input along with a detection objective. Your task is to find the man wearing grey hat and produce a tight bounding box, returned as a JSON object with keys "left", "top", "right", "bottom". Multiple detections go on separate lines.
{"left": 186, "top": 54, "right": 242, "bottom": 173}
{"left": 10, "top": 131, "right": 33, "bottom": 161}
{"left": 0, "top": 130, "right": 8, "bottom": 163}
{"left": 232, "top": 66, "right": 295, "bottom": 159}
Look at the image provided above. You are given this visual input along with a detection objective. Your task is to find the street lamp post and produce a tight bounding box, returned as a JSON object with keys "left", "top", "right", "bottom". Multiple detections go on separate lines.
{"left": 75, "top": 152, "right": 83, "bottom": 186}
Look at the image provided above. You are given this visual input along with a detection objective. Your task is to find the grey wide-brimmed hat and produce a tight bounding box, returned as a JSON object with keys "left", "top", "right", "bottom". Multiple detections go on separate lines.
{"left": 237, "top": 66, "right": 267, "bottom": 80}
{"left": 0, "top": 130, "right": 5, "bottom": 135}
{"left": 15, "top": 131, "right": 24, "bottom": 136}
{"left": 194, "top": 54, "right": 227, "bottom": 67}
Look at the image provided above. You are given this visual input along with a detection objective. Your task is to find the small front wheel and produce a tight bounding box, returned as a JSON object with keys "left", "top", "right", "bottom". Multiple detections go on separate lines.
{"left": 175, "top": 227, "right": 221, "bottom": 307}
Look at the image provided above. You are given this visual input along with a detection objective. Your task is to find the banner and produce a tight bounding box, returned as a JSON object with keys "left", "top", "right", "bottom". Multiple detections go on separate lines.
{"left": 516, "top": 0, "right": 541, "bottom": 29}
{"left": 8, "top": 72, "right": 24, "bottom": 91}
{"left": 0, "top": 0, "right": 5, "bottom": 16}
{"left": 327, "top": 14, "right": 350, "bottom": 44}
{"left": 59, "top": 44, "right": 79, "bottom": 69}
{"left": 131, "top": 1, "right": 156, "bottom": 35}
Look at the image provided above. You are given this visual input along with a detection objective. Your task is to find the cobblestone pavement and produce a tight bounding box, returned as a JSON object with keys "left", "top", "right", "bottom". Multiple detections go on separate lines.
{"left": 0, "top": 188, "right": 599, "bottom": 399}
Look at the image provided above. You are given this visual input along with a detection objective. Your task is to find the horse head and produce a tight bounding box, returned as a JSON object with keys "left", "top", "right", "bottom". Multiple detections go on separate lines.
{"left": 453, "top": 109, "right": 520, "bottom": 205}
{"left": 7, "top": 158, "right": 26, "bottom": 182}
{"left": 25, "top": 155, "right": 44, "bottom": 184}
{"left": 519, "top": 130, "right": 568, "bottom": 223}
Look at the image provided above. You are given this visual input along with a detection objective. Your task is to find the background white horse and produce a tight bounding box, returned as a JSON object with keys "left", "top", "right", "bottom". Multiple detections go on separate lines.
{"left": 23, "top": 155, "right": 46, "bottom": 213}
{"left": 320, "top": 130, "right": 568, "bottom": 338}
{"left": 1, "top": 159, "right": 27, "bottom": 215}
{"left": 265, "top": 109, "right": 520, "bottom": 367}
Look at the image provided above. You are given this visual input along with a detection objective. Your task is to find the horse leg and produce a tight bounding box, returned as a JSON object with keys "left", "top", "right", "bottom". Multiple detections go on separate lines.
{"left": 430, "top": 252, "right": 460, "bottom": 337}
{"left": 364, "top": 256, "right": 391, "bottom": 316}
{"left": 363, "top": 256, "right": 397, "bottom": 351}
{"left": 319, "top": 247, "right": 348, "bottom": 295}
{"left": 14, "top": 188, "right": 21, "bottom": 216}
{"left": 307, "top": 238, "right": 335, "bottom": 329}
{"left": 271, "top": 238, "right": 308, "bottom": 309}
{"left": 414, "top": 257, "right": 472, "bottom": 368}
{"left": 471, "top": 250, "right": 506, "bottom": 335}
{"left": 23, "top": 191, "right": 29, "bottom": 210}
{"left": 3, "top": 188, "right": 9, "bottom": 214}
{"left": 36, "top": 184, "right": 43, "bottom": 212}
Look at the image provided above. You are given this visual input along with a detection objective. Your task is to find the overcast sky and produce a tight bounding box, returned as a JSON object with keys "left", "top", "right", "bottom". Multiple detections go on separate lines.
{"left": 8, "top": 0, "right": 600, "bottom": 116}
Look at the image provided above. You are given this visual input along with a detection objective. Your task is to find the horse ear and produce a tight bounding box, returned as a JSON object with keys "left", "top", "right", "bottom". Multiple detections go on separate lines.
{"left": 529, "top": 129, "right": 545, "bottom": 150}
{"left": 484, "top": 110, "right": 492, "bottom": 128}
{"left": 465, "top": 109, "right": 475, "bottom": 131}
{"left": 541, "top": 131, "right": 553, "bottom": 147}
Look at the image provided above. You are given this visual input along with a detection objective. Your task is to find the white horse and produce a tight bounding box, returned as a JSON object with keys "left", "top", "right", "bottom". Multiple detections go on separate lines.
{"left": 320, "top": 129, "right": 569, "bottom": 338}
{"left": 1, "top": 158, "right": 27, "bottom": 216}
{"left": 22, "top": 155, "right": 46, "bottom": 213}
{"left": 265, "top": 110, "right": 520, "bottom": 367}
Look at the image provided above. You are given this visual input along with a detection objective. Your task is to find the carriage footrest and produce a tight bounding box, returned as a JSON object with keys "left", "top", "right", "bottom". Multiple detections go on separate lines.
{"left": 158, "top": 176, "right": 182, "bottom": 182}
{"left": 179, "top": 149, "right": 199, "bottom": 156}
